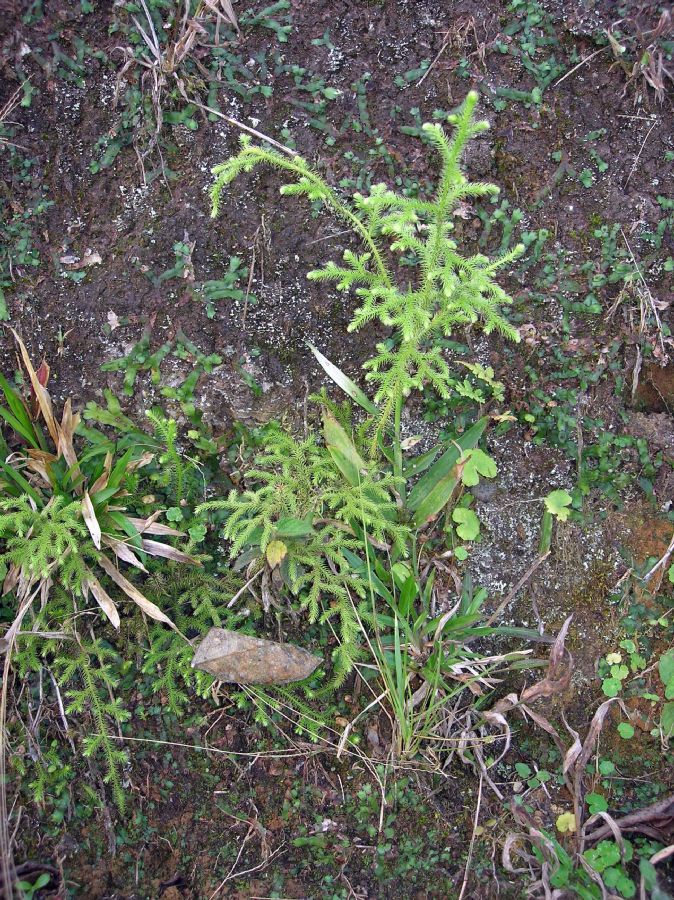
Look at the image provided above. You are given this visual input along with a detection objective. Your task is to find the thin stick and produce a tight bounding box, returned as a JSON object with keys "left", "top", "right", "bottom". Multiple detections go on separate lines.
{"left": 620, "top": 226, "right": 665, "bottom": 355}
{"left": 417, "top": 36, "right": 451, "bottom": 86}
{"left": 209, "top": 843, "right": 286, "bottom": 897}
{"left": 485, "top": 551, "right": 550, "bottom": 626}
{"left": 458, "top": 772, "right": 483, "bottom": 900}
{"left": 176, "top": 83, "right": 297, "bottom": 157}
{"left": 623, "top": 118, "right": 658, "bottom": 188}
{"left": 227, "top": 568, "right": 263, "bottom": 608}
{"left": 554, "top": 46, "right": 608, "bottom": 87}
{"left": 640, "top": 530, "right": 674, "bottom": 585}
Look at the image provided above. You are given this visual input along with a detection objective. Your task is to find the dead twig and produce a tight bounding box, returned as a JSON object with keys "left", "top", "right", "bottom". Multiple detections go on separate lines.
{"left": 639, "top": 529, "right": 674, "bottom": 587}
{"left": 554, "top": 46, "right": 609, "bottom": 87}
{"left": 484, "top": 551, "right": 550, "bottom": 627}
{"left": 458, "top": 773, "right": 483, "bottom": 900}
{"left": 622, "top": 118, "right": 658, "bottom": 188}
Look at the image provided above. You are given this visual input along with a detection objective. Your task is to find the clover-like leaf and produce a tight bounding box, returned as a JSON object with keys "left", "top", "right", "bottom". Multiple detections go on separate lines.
{"left": 584, "top": 840, "right": 620, "bottom": 873}
{"left": 586, "top": 792, "right": 608, "bottom": 814}
{"left": 452, "top": 507, "right": 480, "bottom": 541}
{"left": 459, "top": 448, "right": 496, "bottom": 487}
{"left": 602, "top": 677, "right": 622, "bottom": 698}
{"left": 544, "top": 489, "right": 572, "bottom": 521}
{"left": 266, "top": 540, "right": 287, "bottom": 569}
{"left": 555, "top": 811, "right": 576, "bottom": 834}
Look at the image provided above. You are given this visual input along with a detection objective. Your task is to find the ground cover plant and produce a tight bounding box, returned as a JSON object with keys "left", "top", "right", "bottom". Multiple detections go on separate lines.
{"left": 1, "top": 0, "right": 674, "bottom": 897}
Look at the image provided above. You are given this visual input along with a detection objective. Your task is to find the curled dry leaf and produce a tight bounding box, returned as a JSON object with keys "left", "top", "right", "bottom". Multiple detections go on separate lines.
{"left": 83, "top": 567, "right": 120, "bottom": 629}
{"left": 139, "top": 538, "right": 200, "bottom": 565}
{"left": 96, "top": 553, "right": 179, "bottom": 631}
{"left": 81, "top": 491, "right": 102, "bottom": 550}
{"left": 192, "top": 628, "right": 322, "bottom": 685}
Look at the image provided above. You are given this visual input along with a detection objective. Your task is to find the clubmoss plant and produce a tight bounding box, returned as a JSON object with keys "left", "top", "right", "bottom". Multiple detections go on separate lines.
{"left": 203, "top": 92, "right": 525, "bottom": 687}
{"left": 211, "top": 90, "right": 523, "bottom": 474}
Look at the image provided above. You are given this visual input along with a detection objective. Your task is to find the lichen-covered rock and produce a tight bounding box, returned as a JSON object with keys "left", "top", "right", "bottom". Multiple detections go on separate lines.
{"left": 191, "top": 628, "right": 322, "bottom": 685}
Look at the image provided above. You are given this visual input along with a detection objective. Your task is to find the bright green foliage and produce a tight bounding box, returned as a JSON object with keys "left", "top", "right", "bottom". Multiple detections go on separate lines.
{"left": 54, "top": 638, "right": 130, "bottom": 811}
{"left": 211, "top": 90, "right": 523, "bottom": 435}
{"left": 145, "top": 409, "right": 189, "bottom": 502}
{"left": 141, "top": 567, "right": 246, "bottom": 713}
{"left": 206, "top": 95, "right": 520, "bottom": 685}
{"left": 544, "top": 488, "right": 573, "bottom": 521}
{"left": 0, "top": 495, "right": 91, "bottom": 590}
{"left": 198, "top": 419, "right": 408, "bottom": 685}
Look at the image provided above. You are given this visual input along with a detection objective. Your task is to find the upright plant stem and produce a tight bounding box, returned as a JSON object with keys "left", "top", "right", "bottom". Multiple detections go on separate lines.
{"left": 393, "top": 393, "right": 405, "bottom": 508}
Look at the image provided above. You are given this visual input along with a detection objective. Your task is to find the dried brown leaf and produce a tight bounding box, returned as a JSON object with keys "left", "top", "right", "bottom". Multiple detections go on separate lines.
{"left": 81, "top": 492, "right": 102, "bottom": 549}
{"left": 139, "top": 538, "right": 199, "bottom": 566}
{"left": 11, "top": 329, "right": 59, "bottom": 445}
{"left": 102, "top": 535, "right": 148, "bottom": 572}
{"left": 90, "top": 452, "right": 113, "bottom": 495}
{"left": 128, "top": 514, "right": 184, "bottom": 536}
{"left": 96, "top": 553, "right": 178, "bottom": 630}
{"left": 84, "top": 568, "right": 120, "bottom": 629}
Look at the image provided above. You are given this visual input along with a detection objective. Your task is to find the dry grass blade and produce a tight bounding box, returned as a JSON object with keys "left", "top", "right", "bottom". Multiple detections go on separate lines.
{"left": 571, "top": 697, "right": 628, "bottom": 842}
{"left": 10, "top": 329, "right": 59, "bottom": 445}
{"left": 128, "top": 514, "right": 184, "bottom": 536}
{"left": 96, "top": 553, "right": 179, "bottom": 631}
{"left": 139, "top": 538, "right": 200, "bottom": 565}
{"left": 81, "top": 492, "right": 102, "bottom": 550}
{"left": 102, "top": 535, "right": 148, "bottom": 572}
{"left": 58, "top": 399, "right": 81, "bottom": 479}
{"left": 83, "top": 568, "right": 121, "bottom": 629}
{"left": 520, "top": 614, "right": 573, "bottom": 703}
{"left": 0, "top": 80, "right": 28, "bottom": 152}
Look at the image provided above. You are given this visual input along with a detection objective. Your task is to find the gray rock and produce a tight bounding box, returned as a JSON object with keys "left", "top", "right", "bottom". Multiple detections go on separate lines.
{"left": 191, "top": 628, "right": 322, "bottom": 685}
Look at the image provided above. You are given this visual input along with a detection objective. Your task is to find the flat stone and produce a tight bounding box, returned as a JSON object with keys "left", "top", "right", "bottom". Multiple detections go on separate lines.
{"left": 191, "top": 628, "right": 322, "bottom": 685}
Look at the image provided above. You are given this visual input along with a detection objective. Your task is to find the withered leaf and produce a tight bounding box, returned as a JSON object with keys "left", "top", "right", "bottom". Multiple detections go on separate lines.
{"left": 191, "top": 628, "right": 321, "bottom": 685}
